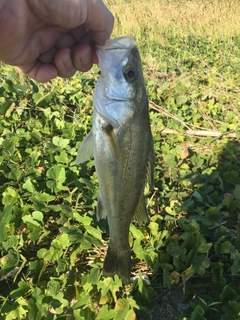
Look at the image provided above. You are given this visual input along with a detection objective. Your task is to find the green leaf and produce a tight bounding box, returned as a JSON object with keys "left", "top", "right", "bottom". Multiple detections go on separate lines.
{"left": 192, "top": 255, "right": 210, "bottom": 276}
{"left": 167, "top": 242, "right": 183, "bottom": 258}
{"left": 52, "top": 136, "right": 69, "bottom": 149}
{"left": 8, "top": 169, "right": 23, "bottom": 181}
{"left": 46, "top": 280, "right": 60, "bottom": 296}
{"left": 23, "top": 178, "right": 36, "bottom": 193}
{"left": 220, "top": 285, "right": 239, "bottom": 303}
{"left": 198, "top": 242, "right": 212, "bottom": 253}
{"left": 53, "top": 233, "right": 70, "bottom": 249}
{"left": 162, "top": 267, "right": 171, "bottom": 289}
{"left": 87, "top": 267, "right": 100, "bottom": 284}
{"left": 174, "top": 80, "right": 189, "bottom": 94}
{"left": 0, "top": 222, "right": 8, "bottom": 242}
{"left": 76, "top": 307, "right": 96, "bottom": 320}
{"left": 179, "top": 220, "right": 200, "bottom": 232}
{"left": 32, "top": 211, "right": 43, "bottom": 222}
{"left": 72, "top": 291, "right": 91, "bottom": 309}
{"left": 165, "top": 154, "right": 177, "bottom": 167}
{"left": 114, "top": 299, "right": 130, "bottom": 320}
{"left": 85, "top": 225, "right": 102, "bottom": 241}
{"left": 219, "top": 241, "right": 231, "bottom": 254}
{"left": 73, "top": 212, "right": 92, "bottom": 225}
{"left": 190, "top": 216, "right": 212, "bottom": 226}
{"left": 32, "top": 92, "right": 43, "bottom": 104}
{"left": 165, "top": 206, "right": 178, "bottom": 216}
{"left": 98, "top": 277, "right": 113, "bottom": 297}
{"left": 2, "top": 187, "right": 18, "bottom": 205}
{"left": 98, "top": 276, "right": 122, "bottom": 302}
{"left": 55, "top": 150, "right": 70, "bottom": 163}
{"left": 22, "top": 215, "right": 41, "bottom": 227}
{"left": 9, "top": 281, "right": 30, "bottom": 299}
{"left": 230, "top": 250, "right": 240, "bottom": 274}
{"left": 37, "top": 247, "right": 62, "bottom": 262}
{"left": 211, "top": 262, "right": 225, "bottom": 286}
{"left": 222, "top": 301, "right": 240, "bottom": 316}
{"left": 233, "top": 185, "right": 240, "bottom": 200}
{"left": 223, "top": 193, "right": 233, "bottom": 208}
{"left": 191, "top": 304, "right": 206, "bottom": 320}
{"left": 130, "top": 224, "right": 145, "bottom": 240}
{"left": 124, "top": 309, "right": 136, "bottom": 320}
{"left": 192, "top": 191, "right": 203, "bottom": 203}
{"left": 1, "top": 250, "right": 19, "bottom": 272}
{"left": 46, "top": 165, "right": 66, "bottom": 183}
{"left": 97, "top": 305, "right": 116, "bottom": 320}
{"left": 4, "top": 302, "right": 28, "bottom": 320}
{"left": 30, "top": 192, "right": 55, "bottom": 203}
{"left": 2, "top": 235, "right": 18, "bottom": 250}
{"left": 223, "top": 171, "right": 240, "bottom": 185}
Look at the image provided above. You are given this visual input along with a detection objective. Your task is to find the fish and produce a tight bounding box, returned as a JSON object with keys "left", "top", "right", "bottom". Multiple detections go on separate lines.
{"left": 76, "top": 36, "right": 154, "bottom": 284}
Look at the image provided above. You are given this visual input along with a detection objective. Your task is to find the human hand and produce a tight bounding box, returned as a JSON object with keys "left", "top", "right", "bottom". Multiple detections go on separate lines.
{"left": 0, "top": 0, "right": 114, "bottom": 82}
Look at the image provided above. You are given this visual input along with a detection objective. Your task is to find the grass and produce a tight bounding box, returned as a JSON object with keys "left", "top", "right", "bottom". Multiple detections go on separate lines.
{"left": 107, "top": 0, "right": 240, "bottom": 135}
{"left": 107, "top": 0, "right": 240, "bottom": 71}
{"left": 0, "top": 0, "right": 240, "bottom": 319}
{"left": 108, "top": 0, "right": 240, "bottom": 39}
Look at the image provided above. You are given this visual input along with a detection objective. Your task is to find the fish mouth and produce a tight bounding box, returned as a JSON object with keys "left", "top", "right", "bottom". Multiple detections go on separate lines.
{"left": 96, "top": 36, "right": 136, "bottom": 70}
{"left": 96, "top": 36, "right": 136, "bottom": 51}
{"left": 104, "top": 96, "right": 128, "bottom": 102}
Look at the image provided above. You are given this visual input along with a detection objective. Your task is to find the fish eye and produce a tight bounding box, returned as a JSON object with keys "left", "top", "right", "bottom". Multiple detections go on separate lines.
{"left": 124, "top": 68, "right": 136, "bottom": 82}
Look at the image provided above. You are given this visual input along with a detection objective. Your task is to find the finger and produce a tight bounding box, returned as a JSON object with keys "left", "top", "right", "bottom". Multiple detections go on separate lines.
{"left": 29, "top": 0, "right": 114, "bottom": 45}
{"left": 38, "top": 47, "right": 57, "bottom": 64}
{"left": 72, "top": 44, "right": 93, "bottom": 72}
{"left": 38, "top": 29, "right": 90, "bottom": 65}
{"left": 55, "top": 32, "right": 76, "bottom": 49}
{"left": 54, "top": 47, "right": 76, "bottom": 78}
{"left": 69, "top": 25, "right": 90, "bottom": 44}
{"left": 17, "top": 63, "right": 58, "bottom": 82}
{"left": 84, "top": 0, "right": 114, "bottom": 45}
{"left": 91, "top": 45, "right": 98, "bottom": 64}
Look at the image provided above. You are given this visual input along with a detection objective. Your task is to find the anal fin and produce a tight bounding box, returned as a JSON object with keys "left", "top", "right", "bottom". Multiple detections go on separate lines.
{"left": 96, "top": 197, "right": 106, "bottom": 221}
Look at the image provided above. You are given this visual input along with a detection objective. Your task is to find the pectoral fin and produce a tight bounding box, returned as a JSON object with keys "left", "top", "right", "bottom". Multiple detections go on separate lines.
{"left": 76, "top": 131, "right": 94, "bottom": 165}
{"left": 132, "top": 193, "right": 149, "bottom": 225}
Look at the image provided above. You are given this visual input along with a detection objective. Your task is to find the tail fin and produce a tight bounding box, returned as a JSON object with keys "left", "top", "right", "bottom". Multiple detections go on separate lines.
{"left": 103, "top": 246, "right": 131, "bottom": 285}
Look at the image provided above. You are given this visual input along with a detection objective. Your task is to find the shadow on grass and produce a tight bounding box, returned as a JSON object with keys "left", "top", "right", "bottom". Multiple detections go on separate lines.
{"left": 139, "top": 138, "right": 240, "bottom": 320}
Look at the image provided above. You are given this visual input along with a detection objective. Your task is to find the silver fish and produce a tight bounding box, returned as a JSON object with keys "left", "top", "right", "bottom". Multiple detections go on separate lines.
{"left": 76, "top": 36, "right": 154, "bottom": 284}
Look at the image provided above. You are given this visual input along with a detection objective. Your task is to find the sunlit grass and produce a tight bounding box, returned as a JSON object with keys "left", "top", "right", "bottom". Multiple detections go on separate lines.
{"left": 106, "top": 0, "right": 240, "bottom": 40}
{"left": 105, "top": 0, "right": 240, "bottom": 129}
{"left": 106, "top": 0, "right": 240, "bottom": 76}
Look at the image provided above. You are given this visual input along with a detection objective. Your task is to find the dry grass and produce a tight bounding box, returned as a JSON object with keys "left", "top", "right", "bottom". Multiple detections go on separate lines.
{"left": 106, "top": 0, "right": 240, "bottom": 40}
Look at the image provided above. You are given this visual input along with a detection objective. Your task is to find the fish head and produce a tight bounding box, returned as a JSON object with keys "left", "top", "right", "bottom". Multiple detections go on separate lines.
{"left": 94, "top": 36, "right": 146, "bottom": 128}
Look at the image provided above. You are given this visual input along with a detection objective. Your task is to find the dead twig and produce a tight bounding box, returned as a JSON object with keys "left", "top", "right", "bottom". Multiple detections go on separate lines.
{"left": 161, "top": 128, "right": 237, "bottom": 138}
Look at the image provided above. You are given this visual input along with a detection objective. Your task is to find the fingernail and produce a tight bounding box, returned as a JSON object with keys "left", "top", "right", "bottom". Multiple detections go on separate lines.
{"left": 63, "top": 56, "right": 73, "bottom": 69}
{"left": 80, "top": 51, "right": 91, "bottom": 66}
